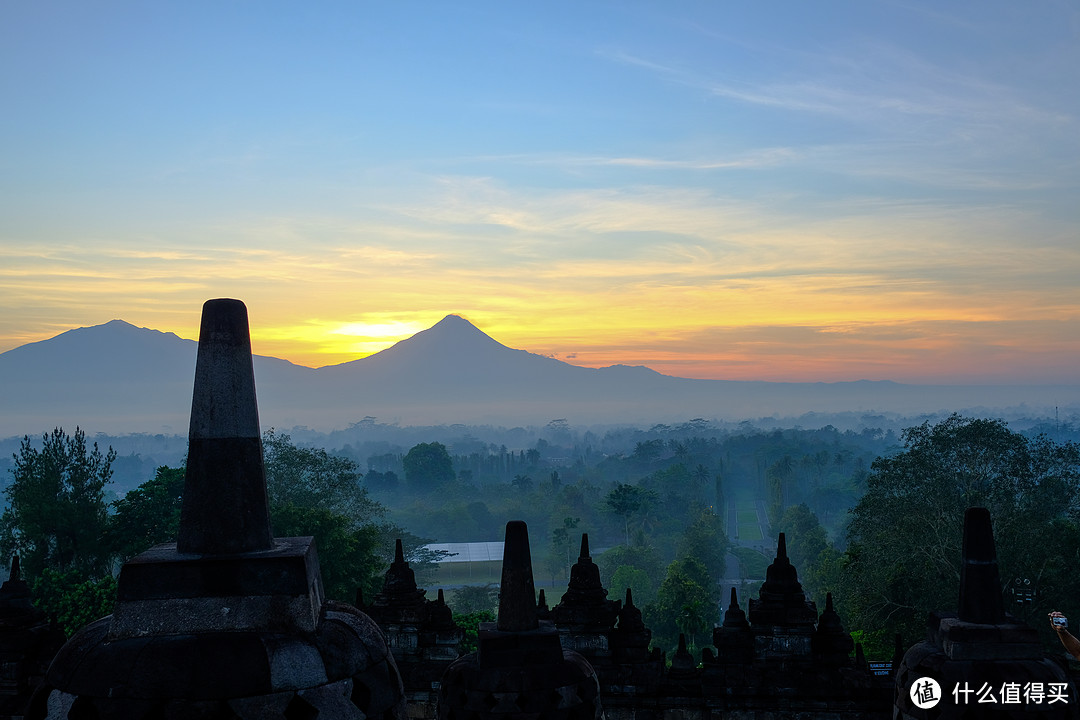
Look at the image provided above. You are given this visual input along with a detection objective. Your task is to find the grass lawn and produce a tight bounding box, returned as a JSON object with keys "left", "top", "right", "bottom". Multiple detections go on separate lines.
{"left": 731, "top": 547, "right": 770, "bottom": 578}
{"left": 737, "top": 510, "right": 758, "bottom": 524}
{"left": 738, "top": 524, "right": 763, "bottom": 541}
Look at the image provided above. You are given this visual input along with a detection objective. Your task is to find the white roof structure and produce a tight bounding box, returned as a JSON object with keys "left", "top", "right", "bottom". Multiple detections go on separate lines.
{"left": 422, "top": 542, "right": 504, "bottom": 563}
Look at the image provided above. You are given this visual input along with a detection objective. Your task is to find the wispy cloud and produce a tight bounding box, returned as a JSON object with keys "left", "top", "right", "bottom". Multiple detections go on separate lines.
{"left": 597, "top": 38, "right": 1078, "bottom": 193}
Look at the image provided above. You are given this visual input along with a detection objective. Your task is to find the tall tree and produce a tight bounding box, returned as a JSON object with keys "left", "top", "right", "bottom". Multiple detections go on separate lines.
{"left": 263, "top": 431, "right": 391, "bottom": 600}
{"left": 714, "top": 472, "right": 725, "bottom": 530}
{"left": 105, "top": 465, "right": 185, "bottom": 562}
{"left": 545, "top": 516, "right": 580, "bottom": 583}
{"left": 839, "top": 415, "right": 1080, "bottom": 653}
{"left": 606, "top": 484, "right": 656, "bottom": 546}
{"left": 765, "top": 454, "right": 794, "bottom": 526}
{"left": 402, "top": 442, "right": 455, "bottom": 490}
{"left": 264, "top": 429, "right": 380, "bottom": 524}
{"left": 0, "top": 427, "right": 115, "bottom": 578}
{"left": 645, "top": 556, "right": 719, "bottom": 653}
{"left": 676, "top": 508, "right": 729, "bottom": 582}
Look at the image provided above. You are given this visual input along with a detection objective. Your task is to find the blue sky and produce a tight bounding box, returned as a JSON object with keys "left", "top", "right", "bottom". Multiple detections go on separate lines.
{"left": 1, "top": 1, "right": 1077, "bottom": 383}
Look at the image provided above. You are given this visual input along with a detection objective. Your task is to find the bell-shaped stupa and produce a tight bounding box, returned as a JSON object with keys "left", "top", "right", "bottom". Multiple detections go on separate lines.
{"left": 35, "top": 299, "right": 405, "bottom": 719}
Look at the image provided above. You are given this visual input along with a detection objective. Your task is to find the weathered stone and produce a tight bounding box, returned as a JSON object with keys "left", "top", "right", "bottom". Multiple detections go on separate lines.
{"left": 495, "top": 521, "right": 538, "bottom": 633}
{"left": 178, "top": 298, "right": 272, "bottom": 556}
{"left": 958, "top": 506, "right": 1006, "bottom": 624}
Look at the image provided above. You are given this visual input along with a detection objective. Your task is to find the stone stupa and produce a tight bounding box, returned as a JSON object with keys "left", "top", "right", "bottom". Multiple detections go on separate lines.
{"left": 437, "top": 521, "right": 602, "bottom": 719}
{"left": 894, "top": 507, "right": 1075, "bottom": 720}
{"left": 34, "top": 299, "right": 406, "bottom": 720}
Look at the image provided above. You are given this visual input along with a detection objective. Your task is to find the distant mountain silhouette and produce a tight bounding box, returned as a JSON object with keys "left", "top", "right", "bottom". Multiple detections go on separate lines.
{"left": 0, "top": 315, "right": 1075, "bottom": 437}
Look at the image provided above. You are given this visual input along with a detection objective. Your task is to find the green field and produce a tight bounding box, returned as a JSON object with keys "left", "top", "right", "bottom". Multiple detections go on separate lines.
{"left": 731, "top": 547, "right": 770, "bottom": 579}
{"left": 737, "top": 524, "right": 763, "bottom": 541}
{"left": 737, "top": 510, "right": 758, "bottom": 524}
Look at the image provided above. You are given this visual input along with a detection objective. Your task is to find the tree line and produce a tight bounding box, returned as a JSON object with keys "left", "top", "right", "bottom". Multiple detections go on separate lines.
{"left": 4, "top": 415, "right": 1077, "bottom": 662}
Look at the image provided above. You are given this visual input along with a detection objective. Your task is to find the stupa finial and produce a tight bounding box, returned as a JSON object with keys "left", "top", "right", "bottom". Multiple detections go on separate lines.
{"left": 958, "top": 506, "right": 1006, "bottom": 623}
{"left": 177, "top": 299, "right": 272, "bottom": 555}
{"left": 497, "top": 521, "right": 539, "bottom": 632}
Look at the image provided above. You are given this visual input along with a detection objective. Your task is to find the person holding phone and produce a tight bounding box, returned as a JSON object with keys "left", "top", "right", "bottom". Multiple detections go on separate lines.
{"left": 1049, "top": 611, "right": 1080, "bottom": 659}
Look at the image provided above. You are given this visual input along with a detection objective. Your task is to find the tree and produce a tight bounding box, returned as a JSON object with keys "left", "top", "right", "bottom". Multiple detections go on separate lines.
{"left": 31, "top": 569, "right": 117, "bottom": 636}
{"left": 610, "top": 565, "right": 656, "bottom": 606}
{"left": 402, "top": 442, "right": 455, "bottom": 490}
{"left": 271, "top": 504, "right": 382, "bottom": 601}
{"left": 511, "top": 474, "right": 533, "bottom": 493}
{"left": 454, "top": 609, "right": 497, "bottom": 654}
{"left": 606, "top": 484, "right": 656, "bottom": 546}
{"left": 545, "top": 516, "right": 580, "bottom": 583}
{"left": 262, "top": 431, "right": 390, "bottom": 600}
{"left": 0, "top": 427, "right": 115, "bottom": 579}
{"left": 105, "top": 465, "right": 185, "bottom": 562}
{"left": 676, "top": 508, "right": 729, "bottom": 582}
{"left": 596, "top": 542, "right": 663, "bottom": 604}
{"left": 691, "top": 464, "right": 709, "bottom": 502}
{"left": 714, "top": 472, "right": 725, "bottom": 530}
{"left": 645, "top": 556, "right": 719, "bottom": 653}
{"left": 839, "top": 415, "right": 1080, "bottom": 655}
{"left": 765, "top": 455, "right": 793, "bottom": 526}
{"left": 450, "top": 584, "right": 499, "bottom": 614}
{"left": 264, "top": 429, "right": 380, "bottom": 525}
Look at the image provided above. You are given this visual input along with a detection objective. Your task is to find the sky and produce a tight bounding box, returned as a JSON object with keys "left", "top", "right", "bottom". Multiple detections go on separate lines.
{"left": 1, "top": 1, "right": 1078, "bottom": 384}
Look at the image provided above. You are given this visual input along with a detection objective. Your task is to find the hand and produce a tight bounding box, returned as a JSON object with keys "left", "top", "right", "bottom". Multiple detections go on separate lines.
{"left": 1049, "top": 611, "right": 1068, "bottom": 633}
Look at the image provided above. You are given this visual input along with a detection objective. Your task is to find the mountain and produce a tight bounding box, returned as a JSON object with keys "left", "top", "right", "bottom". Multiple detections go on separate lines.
{"left": 0, "top": 320, "right": 312, "bottom": 436}
{"left": 0, "top": 315, "right": 1077, "bottom": 437}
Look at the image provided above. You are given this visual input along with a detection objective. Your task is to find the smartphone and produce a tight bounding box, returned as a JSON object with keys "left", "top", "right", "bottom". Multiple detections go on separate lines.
{"left": 1053, "top": 616, "right": 1068, "bottom": 628}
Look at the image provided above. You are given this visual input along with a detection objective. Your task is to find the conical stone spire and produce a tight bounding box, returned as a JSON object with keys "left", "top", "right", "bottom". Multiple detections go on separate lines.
{"left": 497, "top": 520, "right": 538, "bottom": 632}
{"left": 437, "top": 521, "right": 603, "bottom": 719}
{"left": 537, "top": 588, "right": 551, "bottom": 620}
{"left": 373, "top": 538, "right": 425, "bottom": 608}
{"left": 712, "top": 587, "right": 754, "bottom": 664}
{"left": 616, "top": 588, "right": 646, "bottom": 633}
{"left": 812, "top": 592, "right": 854, "bottom": 665}
{"left": 749, "top": 533, "right": 816, "bottom": 627}
{"left": 551, "top": 532, "right": 619, "bottom": 629}
{"left": 670, "top": 633, "right": 696, "bottom": 673}
{"left": 178, "top": 298, "right": 272, "bottom": 555}
{"left": 958, "top": 506, "right": 1006, "bottom": 623}
{"left": 366, "top": 537, "right": 429, "bottom": 634}
{"left": 723, "top": 587, "right": 749, "bottom": 628}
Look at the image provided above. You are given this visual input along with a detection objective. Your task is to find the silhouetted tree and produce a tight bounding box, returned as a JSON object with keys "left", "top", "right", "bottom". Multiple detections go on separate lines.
{"left": 839, "top": 415, "right": 1080, "bottom": 655}
{"left": 105, "top": 465, "right": 185, "bottom": 562}
{"left": 403, "top": 442, "right": 455, "bottom": 490}
{"left": 606, "top": 484, "right": 656, "bottom": 546}
{"left": 0, "top": 427, "right": 114, "bottom": 579}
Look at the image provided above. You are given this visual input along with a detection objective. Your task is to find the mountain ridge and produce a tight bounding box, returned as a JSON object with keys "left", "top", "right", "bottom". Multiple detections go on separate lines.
{"left": 0, "top": 316, "right": 1075, "bottom": 437}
